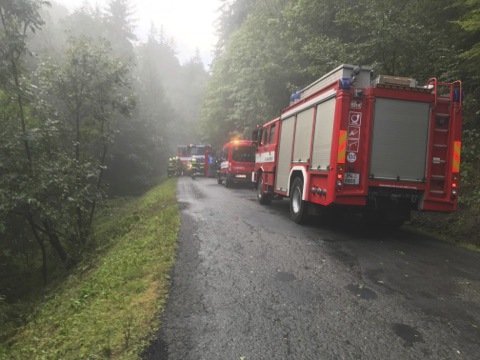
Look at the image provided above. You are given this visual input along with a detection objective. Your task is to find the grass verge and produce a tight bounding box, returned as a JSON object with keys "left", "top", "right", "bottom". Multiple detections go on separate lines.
{"left": 0, "top": 179, "right": 179, "bottom": 359}
{"left": 411, "top": 208, "right": 480, "bottom": 251}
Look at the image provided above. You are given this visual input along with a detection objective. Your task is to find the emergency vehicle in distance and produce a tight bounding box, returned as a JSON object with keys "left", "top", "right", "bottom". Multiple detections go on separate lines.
{"left": 218, "top": 139, "right": 256, "bottom": 187}
{"left": 253, "top": 64, "right": 462, "bottom": 226}
{"left": 176, "top": 145, "right": 191, "bottom": 175}
{"left": 176, "top": 144, "right": 214, "bottom": 176}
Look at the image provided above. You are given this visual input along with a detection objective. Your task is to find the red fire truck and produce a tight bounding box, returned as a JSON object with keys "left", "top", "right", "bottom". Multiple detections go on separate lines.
{"left": 218, "top": 140, "right": 256, "bottom": 187}
{"left": 176, "top": 144, "right": 214, "bottom": 176}
{"left": 253, "top": 64, "right": 462, "bottom": 225}
{"left": 176, "top": 145, "right": 191, "bottom": 175}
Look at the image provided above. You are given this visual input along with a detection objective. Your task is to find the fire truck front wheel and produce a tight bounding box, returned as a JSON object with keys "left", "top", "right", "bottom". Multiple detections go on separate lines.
{"left": 257, "top": 175, "right": 271, "bottom": 205}
{"left": 290, "top": 177, "right": 308, "bottom": 224}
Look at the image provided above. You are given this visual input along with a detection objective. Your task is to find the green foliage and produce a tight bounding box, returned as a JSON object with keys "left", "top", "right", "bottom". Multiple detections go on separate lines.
{"left": 0, "top": 0, "right": 47, "bottom": 62}
{"left": 1, "top": 0, "right": 207, "bottom": 303}
{"left": 27, "top": 2, "right": 194, "bottom": 195}
{"left": 456, "top": 0, "right": 480, "bottom": 63}
{"left": 32, "top": 36, "right": 132, "bottom": 247}
{"left": 1, "top": 0, "right": 138, "bottom": 294}
{"left": 461, "top": 128, "right": 480, "bottom": 208}
{"left": 105, "top": 0, "right": 137, "bottom": 60}
{"left": 0, "top": 179, "right": 180, "bottom": 359}
{"left": 202, "top": 1, "right": 293, "bottom": 145}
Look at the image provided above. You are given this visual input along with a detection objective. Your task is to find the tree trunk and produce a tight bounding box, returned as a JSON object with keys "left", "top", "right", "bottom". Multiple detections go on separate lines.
{"left": 43, "top": 220, "right": 74, "bottom": 269}
{"left": 11, "top": 59, "right": 33, "bottom": 173}
{"left": 88, "top": 114, "right": 109, "bottom": 230}
{"left": 27, "top": 215, "right": 47, "bottom": 285}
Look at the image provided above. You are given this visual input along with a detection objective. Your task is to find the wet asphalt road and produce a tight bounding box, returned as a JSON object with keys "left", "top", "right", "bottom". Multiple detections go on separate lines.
{"left": 144, "top": 177, "right": 480, "bottom": 360}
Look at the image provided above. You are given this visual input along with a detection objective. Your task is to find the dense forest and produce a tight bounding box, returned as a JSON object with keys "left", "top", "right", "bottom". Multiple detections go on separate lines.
{"left": 202, "top": 0, "right": 480, "bottom": 241}
{"left": 0, "top": 0, "right": 207, "bottom": 288}
{"left": 1, "top": 0, "right": 479, "bottom": 340}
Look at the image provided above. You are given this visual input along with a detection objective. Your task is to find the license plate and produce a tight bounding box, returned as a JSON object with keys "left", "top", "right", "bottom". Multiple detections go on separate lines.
{"left": 344, "top": 172, "right": 360, "bottom": 185}
{"left": 235, "top": 174, "right": 247, "bottom": 178}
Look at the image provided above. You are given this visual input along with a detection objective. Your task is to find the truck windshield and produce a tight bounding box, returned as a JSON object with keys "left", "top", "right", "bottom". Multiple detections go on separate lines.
{"left": 177, "top": 146, "right": 189, "bottom": 157}
{"left": 191, "top": 146, "right": 205, "bottom": 156}
{"left": 232, "top": 145, "right": 255, "bottom": 162}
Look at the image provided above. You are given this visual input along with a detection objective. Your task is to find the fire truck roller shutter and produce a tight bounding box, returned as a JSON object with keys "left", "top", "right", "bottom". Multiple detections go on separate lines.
{"left": 293, "top": 107, "right": 315, "bottom": 163}
{"left": 371, "top": 99, "right": 430, "bottom": 182}
{"left": 311, "top": 98, "right": 336, "bottom": 170}
{"left": 275, "top": 116, "right": 295, "bottom": 192}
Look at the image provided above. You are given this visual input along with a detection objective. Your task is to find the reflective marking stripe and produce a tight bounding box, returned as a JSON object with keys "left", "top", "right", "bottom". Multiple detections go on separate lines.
{"left": 255, "top": 151, "right": 275, "bottom": 163}
{"left": 338, "top": 130, "right": 347, "bottom": 164}
{"left": 452, "top": 141, "right": 461, "bottom": 173}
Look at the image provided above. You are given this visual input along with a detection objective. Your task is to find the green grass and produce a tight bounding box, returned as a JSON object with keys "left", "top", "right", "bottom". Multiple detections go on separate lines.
{"left": 0, "top": 179, "right": 180, "bottom": 359}
{"left": 411, "top": 207, "right": 480, "bottom": 250}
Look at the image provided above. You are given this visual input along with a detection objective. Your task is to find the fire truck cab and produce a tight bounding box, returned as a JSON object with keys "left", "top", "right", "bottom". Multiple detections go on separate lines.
{"left": 253, "top": 64, "right": 462, "bottom": 226}
{"left": 218, "top": 140, "right": 256, "bottom": 187}
{"left": 176, "top": 144, "right": 213, "bottom": 176}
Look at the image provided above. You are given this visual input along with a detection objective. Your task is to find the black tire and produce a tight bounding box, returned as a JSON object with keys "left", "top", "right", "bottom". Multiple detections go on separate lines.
{"left": 257, "top": 174, "right": 271, "bottom": 205}
{"left": 289, "top": 177, "right": 308, "bottom": 224}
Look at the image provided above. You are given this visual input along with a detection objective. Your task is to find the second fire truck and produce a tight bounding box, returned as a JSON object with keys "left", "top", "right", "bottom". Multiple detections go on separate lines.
{"left": 218, "top": 139, "right": 256, "bottom": 187}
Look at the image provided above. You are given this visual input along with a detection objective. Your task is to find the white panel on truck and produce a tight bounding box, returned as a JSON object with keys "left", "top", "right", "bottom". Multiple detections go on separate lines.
{"left": 293, "top": 107, "right": 314, "bottom": 163}
{"left": 371, "top": 99, "right": 429, "bottom": 181}
{"left": 311, "top": 98, "right": 336, "bottom": 170}
{"left": 275, "top": 116, "right": 295, "bottom": 192}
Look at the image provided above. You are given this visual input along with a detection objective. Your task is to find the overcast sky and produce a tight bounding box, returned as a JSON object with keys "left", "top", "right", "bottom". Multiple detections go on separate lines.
{"left": 58, "top": 0, "right": 222, "bottom": 66}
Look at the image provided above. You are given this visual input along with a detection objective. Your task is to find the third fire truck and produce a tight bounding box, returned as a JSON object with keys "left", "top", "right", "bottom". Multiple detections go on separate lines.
{"left": 253, "top": 64, "right": 462, "bottom": 226}
{"left": 176, "top": 144, "right": 214, "bottom": 176}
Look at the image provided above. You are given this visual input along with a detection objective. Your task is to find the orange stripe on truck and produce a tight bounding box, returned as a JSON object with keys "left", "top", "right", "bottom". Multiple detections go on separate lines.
{"left": 338, "top": 130, "right": 347, "bottom": 164}
{"left": 452, "top": 141, "right": 461, "bottom": 173}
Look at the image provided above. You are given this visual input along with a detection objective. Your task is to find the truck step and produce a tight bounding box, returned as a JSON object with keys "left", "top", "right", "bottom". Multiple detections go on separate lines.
{"left": 436, "top": 96, "right": 452, "bottom": 103}
{"left": 429, "top": 190, "right": 445, "bottom": 195}
{"left": 434, "top": 128, "right": 449, "bottom": 133}
{"left": 433, "top": 144, "right": 448, "bottom": 148}
{"left": 435, "top": 112, "right": 450, "bottom": 118}
{"left": 431, "top": 175, "right": 446, "bottom": 180}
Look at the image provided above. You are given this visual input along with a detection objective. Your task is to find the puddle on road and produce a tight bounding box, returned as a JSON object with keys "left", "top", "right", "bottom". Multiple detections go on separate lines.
{"left": 276, "top": 271, "right": 296, "bottom": 282}
{"left": 143, "top": 334, "right": 169, "bottom": 359}
{"left": 392, "top": 323, "right": 424, "bottom": 347}
{"left": 330, "top": 248, "right": 357, "bottom": 268}
{"left": 346, "top": 283, "right": 378, "bottom": 300}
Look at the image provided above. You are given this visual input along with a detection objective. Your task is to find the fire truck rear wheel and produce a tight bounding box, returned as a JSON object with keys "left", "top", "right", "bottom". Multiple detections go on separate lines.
{"left": 290, "top": 177, "right": 308, "bottom": 224}
{"left": 257, "top": 175, "right": 271, "bottom": 205}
